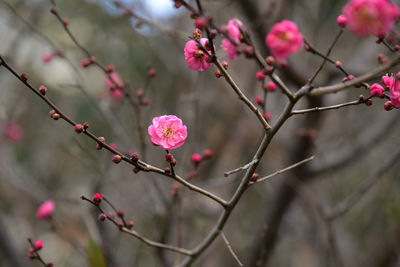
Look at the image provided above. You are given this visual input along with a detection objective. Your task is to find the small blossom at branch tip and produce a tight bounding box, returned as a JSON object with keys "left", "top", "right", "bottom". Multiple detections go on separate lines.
{"left": 254, "top": 96, "right": 264, "bottom": 106}
{"left": 131, "top": 152, "right": 139, "bottom": 161}
{"left": 39, "top": 85, "right": 47, "bottom": 95}
{"left": 83, "top": 122, "right": 89, "bottom": 130}
{"left": 256, "top": 71, "right": 266, "bottom": 81}
{"left": 266, "top": 20, "right": 303, "bottom": 60}
{"left": 193, "top": 28, "right": 202, "bottom": 39}
{"left": 184, "top": 38, "right": 212, "bottom": 71}
{"left": 147, "top": 68, "right": 157, "bottom": 77}
{"left": 266, "top": 81, "right": 277, "bottom": 92}
{"left": 148, "top": 115, "right": 187, "bottom": 150}
{"left": 51, "top": 113, "right": 60, "bottom": 120}
{"left": 221, "top": 61, "right": 229, "bottom": 70}
{"left": 20, "top": 73, "right": 29, "bottom": 81}
{"left": 337, "top": 14, "right": 348, "bottom": 27}
{"left": 215, "top": 70, "right": 222, "bottom": 78}
{"left": 74, "top": 124, "right": 84, "bottom": 133}
{"left": 191, "top": 153, "right": 202, "bottom": 165}
{"left": 384, "top": 100, "right": 394, "bottom": 110}
{"left": 62, "top": 18, "right": 69, "bottom": 26}
{"left": 251, "top": 173, "right": 259, "bottom": 182}
{"left": 377, "top": 53, "right": 388, "bottom": 64}
{"left": 202, "top": 149, "right": 213, "bottom": 160}
{"left": 265, "top": 56, "right": 276, "bottom": 66}
{"left": 112, "top": 154, "right": 122, "bottom": 164}
{"left": 42, "top": 53, "right": 53, "bottom": 63}
{"left": 342, "top": 0, "right": 399, "bottom": 37}
{"left": 263, "top": 112, "right": 271, "bottom": 121}
{"left": 117, "top": 209, "right": 124, "bottom": 218}
{"left": 221, "top": 18, "right": 243, "bottom": 60}
{"left": 98, "top": 213, "right": 106, "bottom": 221}
{"left": 80, "top": 59, "right": 92, "bottom": 68}
{"left": 33, "top": 240, "right": 43, "bottom": 251}
{"left": 195, "top": 17, "right": 209, "bottom": 29}
{"left": 3, "top": 121, "right": 23, "bottom": 144}
{"left": 93, "top": 193, "right": 102, "bottom": 204}
{"left": 128, "top": 221, "right": 134, "bottom": 228}
{"left": 359, "top": 94, "right": 365, "bottom": 101}
{"left": 389, "top": 76, "right": 400, "bottom": 108}
{"left": 369, "top": 83, "right": 385, "bottom": 97}
{"left": 334, "top": 61, "right": 342, "bottom": 68}
{"left": 36, "top": 200, "right": 55, "bottom": 219}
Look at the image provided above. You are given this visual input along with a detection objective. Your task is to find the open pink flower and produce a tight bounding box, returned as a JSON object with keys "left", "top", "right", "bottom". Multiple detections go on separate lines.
{"left": 184, "top": 38, "right": 212, "bottom": 71}
{"left": 382, "top": 74, "right": 392, "bottom": 87}
{"left": 36, "top": 200, "right": 55, "bottom": 219}
{"left": 148, "top": 115, "right": 187, "bottom": 150}
{"left": 3, "top": 121, "right": 23, "bottom": 144}
{"left": 369, "top": 83, "right": 385, "bottom": 97}
{"left": 342, "top": 0, "right": 399, "bottom": 36}
{"left": 266, "top": 20, "right": 303, "bottom": 60}
{"left": 389, "top": 76, "right": 400, "bottom": 108}
{"left": 221, "top": 19, "right": 243, "bottom": 60}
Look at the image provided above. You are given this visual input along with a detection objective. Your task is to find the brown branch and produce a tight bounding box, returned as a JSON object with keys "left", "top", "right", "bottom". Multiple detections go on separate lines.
{"left": 221, "top": 232, "right": 244, "bottom": 267}
{"left": 290, "top": 98, "right": 368, "bottom": 115}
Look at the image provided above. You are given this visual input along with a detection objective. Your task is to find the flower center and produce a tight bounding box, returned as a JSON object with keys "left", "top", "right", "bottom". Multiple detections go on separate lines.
{"left": 278, "top": 31, "right": 291, "bottom": 41}
{"left": 163, "top": 128, "right": 174, "bottom": 138}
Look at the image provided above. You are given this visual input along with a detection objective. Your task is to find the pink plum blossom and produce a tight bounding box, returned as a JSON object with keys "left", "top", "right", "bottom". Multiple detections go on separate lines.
{"left": 148, "top": 115, "right": 187, "bottom": 150}
{"left": 369, "top": 83, "right": 385, "bottom": 97}
{"left": 382, "top": 74, "right": 392, "bottom": 87}
{"left": 106, "top": 72, "right": 124, "bottom": 89}
{"left": 389, "top": 76, "right": 400, "bottom": 108}
{"left": 342, "top": 0, "right": 399, "bottom": 36}
{"left": 184, "top": 38, "right": 212, "bottom": 71}
{"left": 36, "top": 200, "right": 55, "bottom": 219}
{"left": 221, "top": 19, "right": 243, "bottom": 60}
{"left": 3, "top": 121, "right": 23, "bottom": 144}
{"left": 337, "top": 15, "right": 348, "bottom": 27}
{"left": 266, "top": 20, "right": 303, "bottom": 60}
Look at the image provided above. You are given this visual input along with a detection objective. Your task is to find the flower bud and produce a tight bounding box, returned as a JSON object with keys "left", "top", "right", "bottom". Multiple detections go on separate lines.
{"left": 98, "top": 213, "right": 106, "bottom": 221}
{"left": 39, "top": 85, "right": 47, "bottom": 95}
{"left": 33, "top": 240, "right": 43, "bottom": 251}
{"left": 190, "top": 153, "right": 202, "bottom": 165}
{"left": 202, "top": 149, "right": 213, "bottom": 160}
{"left": 20, "top": 73, "right": 29, "bottom": 81}
{"left": 336, "top": 15, "right": 347, "bottom": 28}
{"left": 251, "top": 173, "right": 259, "bottom": 182}
{"left": 93, "top": 193, "right": 103, "bottom": 204}
{"left": 74, "top": 124, "right": 84, "bottom": 133}
{"left": 112, "top": 155, "right": 122, "bottom": 164}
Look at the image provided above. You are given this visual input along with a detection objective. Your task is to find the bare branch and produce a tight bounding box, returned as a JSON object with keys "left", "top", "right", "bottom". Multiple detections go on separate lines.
{"left": 221, "top": 232, "right": 244, "bottom": 267}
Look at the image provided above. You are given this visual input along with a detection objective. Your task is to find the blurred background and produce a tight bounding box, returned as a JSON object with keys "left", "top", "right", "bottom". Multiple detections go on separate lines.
{"left": 1, "top": 0, "right": 400, "bottom": 266}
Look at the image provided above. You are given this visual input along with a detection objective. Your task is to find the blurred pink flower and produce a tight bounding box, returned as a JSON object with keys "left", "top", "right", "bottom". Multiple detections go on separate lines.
{"left": 382, "top": 74, "right": 393, "bottom": 87}
{"left": 110, "top": 89, "right": 124, "bottom": 100}
{"left": 3, "top": 121, "right": 23, "bottom": 144}
{"left": 221, "top": 19, "right": 243, "bottom": 60}
{"left": 342, "top": 0, "right": 399, "bottom": 36}
{"left": 389, "top": 76, "right": 400, "bottom": 108}
{"left": 42, "top": 52, "right": 53, "bottom": 63}
{"left": 106, "top": 72, "right": 124, "bottom": 89}
{"left": 369, "top": 83, "right": 385, "bottom": 97}
{"left": 148, "top": 115, "right": 187, "bottom": 150}
{"left": 36, "top": 200, "right": 55, "bottom": 219}
{"left": 266, "top": 20, "right": 303, "bottom": 60}
{"left": 184, "top": 38, "right": 212, "bottom": 71}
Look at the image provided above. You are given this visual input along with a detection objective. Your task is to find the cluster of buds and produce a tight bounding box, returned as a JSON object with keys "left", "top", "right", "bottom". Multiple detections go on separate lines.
{"left": 194, "top": 16, "right": 213, "bottom": 30}
{"left": 80, "top": 56, "right": 96, "bottom": 68}
{"left": 165, "top": 153, "right": 177, "bottom": 166}
{"left": 49, "top": 109, "right": 60, "bottom": 120}
{"left": 26, "top": 240, "right": 53, "bottom": 266}
{"left": 184, "top": 149, "right": 213, "bottom": 179}
{"left": 136, "top": 88, "right": 150, "bottom": 106}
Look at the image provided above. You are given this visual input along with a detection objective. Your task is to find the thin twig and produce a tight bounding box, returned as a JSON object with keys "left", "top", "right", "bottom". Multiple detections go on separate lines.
{"left": 290, "top": 98, "right": 369, "bottom": 115}
{"left": 80, "top": 196, "right": 192, "bottom": 256}
{"left": 251, "top": 156, "right": 315, "bottom": 184}
{"left": 224, "top": 159, "right": 259, "bottom": 177}
{"left": 221, "top": 232, "right": 244, "bottom": 267}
